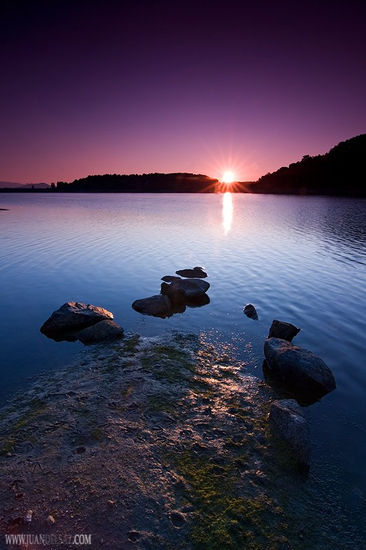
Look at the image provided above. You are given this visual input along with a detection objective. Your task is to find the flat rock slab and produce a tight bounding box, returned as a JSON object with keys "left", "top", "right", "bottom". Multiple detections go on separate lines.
{"left": 41, "top": 301, "right": 113, "bottom": 338}
{"left": 176, "top": 267, "right": 208, "bottom": 278}
{"left": 268, "top": 320, "right": 300, "bottom": 342}
{"left": 77, "top": 320, "right": 124, "bottom": 344}
{"left": 264, "top": 338, "right": 336, "bottom": 401}
{"left": 270, "top": 399, "right": 310, "bottom": 471}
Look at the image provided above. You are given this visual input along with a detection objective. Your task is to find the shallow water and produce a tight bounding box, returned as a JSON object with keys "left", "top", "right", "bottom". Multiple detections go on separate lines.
{"left": 1, "top": 192, "right": 366, "bottom": 540}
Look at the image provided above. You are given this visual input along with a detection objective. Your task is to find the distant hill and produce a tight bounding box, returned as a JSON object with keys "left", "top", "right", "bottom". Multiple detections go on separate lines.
{"left": 23, "top": 183, "right": 50, "bottom": 189}
{"left": 0, "top": 181, "right": 23, "bottom": 188}
{"left": 56, "top": 173, "right": 220, "bottom": 193}
{"left": 248, "top": 134, "right": 366, "bottom": 196}
{"left": 0, "top": 181, "right": 49, "bottom": 189}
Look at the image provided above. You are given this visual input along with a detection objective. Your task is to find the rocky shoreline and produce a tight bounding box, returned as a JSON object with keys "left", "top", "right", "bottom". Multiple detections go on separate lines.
{"left": 1, "top": 263, "right": 344, "bottom": 548}
{"left": 0, "top": 329, "right": 356, "bottom": 550}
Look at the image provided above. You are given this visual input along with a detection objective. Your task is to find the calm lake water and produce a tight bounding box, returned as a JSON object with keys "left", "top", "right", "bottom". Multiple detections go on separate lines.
{"left": 1, "top": 192, "right": 366, "bottom": 541}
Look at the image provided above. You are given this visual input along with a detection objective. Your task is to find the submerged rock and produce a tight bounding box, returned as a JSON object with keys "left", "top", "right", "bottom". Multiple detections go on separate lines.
{"left": 132, "top": 294, "right": 174, "bottom": 318}
{"left": 176, "top": 267, "right": 207, "bottom": 278}
{"left": 269, "top": 399, "right": 310, "bottom": 472}
{"left": 264, "top": 338, "right": 336, "bottom": 401}
{"left": 268, "top": 320, "right": 300, "bottom": 342}
{"left": 77, "top": 320, "right": 124, "bottom": 344}
{"left": 40, "top": 302, "right": 114, "bottom": 339}
{"left": 243, "top": 304, "right": 258, "bottom": 320}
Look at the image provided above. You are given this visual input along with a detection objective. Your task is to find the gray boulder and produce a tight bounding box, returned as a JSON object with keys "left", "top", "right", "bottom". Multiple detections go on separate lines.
{"left": 243, "top": 304, "right": 258, "bottom": 320}
{"left": 269, "top": 399, "right": 310, "bottom": 471}
{"left": 132, "top": 295, "right": 174, "bottom": 318}
{"left": 268, "top": 320, "right": 300, "bottom": 342}
{"left": 76, "top": 320, "right": 124, "bottom": 345}
{"left": 41, "top": 302, "right": 113, "bottom": 338}
{"left": 264, "top": 338, "right": 336, "bottom": 400}
{"left": 176, "top": 267, "right": 207, "bottom": 278}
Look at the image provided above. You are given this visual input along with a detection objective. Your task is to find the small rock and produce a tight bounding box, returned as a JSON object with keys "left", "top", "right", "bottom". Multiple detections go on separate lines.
{"left": 128, "top": 530, "right": 141, "bottom": 542}
{"left": 107, "top": 500, "right": 115, "bottom": 506}
{"left": 47, "top": 514, "right": 55, "bottom": 525}
{"left": 243, "top": 304, "right": 258, "bottom": 319}
{"left": 170, "top": 511, "right": 186, "bottom": 527}
{"left": 176, "top": 267, "right": 208, "bottom": 278}
{"left": 269, "top": 399, "right": 311, "bottom": 471}
{"left": 268, "top": 320, "right": 300, "bottom": 342}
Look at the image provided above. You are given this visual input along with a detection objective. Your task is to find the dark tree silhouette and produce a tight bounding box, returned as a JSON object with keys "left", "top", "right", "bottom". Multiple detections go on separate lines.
{"left": 248, "top": 134, "right": 366, "bottom": 197}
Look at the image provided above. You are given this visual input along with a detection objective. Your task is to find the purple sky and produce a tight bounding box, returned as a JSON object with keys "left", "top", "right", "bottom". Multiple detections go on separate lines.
{"left": 1, "top": 0, "right": 365, "bottom": 183}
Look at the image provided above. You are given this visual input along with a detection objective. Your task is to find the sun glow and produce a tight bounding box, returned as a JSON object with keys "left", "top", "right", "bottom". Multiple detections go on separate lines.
{"left": 222, "top": 170, "right": 235, "bottom": 184}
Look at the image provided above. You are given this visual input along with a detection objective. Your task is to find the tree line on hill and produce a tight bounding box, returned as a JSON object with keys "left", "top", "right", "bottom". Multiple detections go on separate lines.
{"left": 1, "top": 135, "right": 364, "bottom": 196}
{"left": 55, "top": 173, "right": 220, "bottom": 193}
{"left": 246, "top": 134, "right": 365, "bottom": 197}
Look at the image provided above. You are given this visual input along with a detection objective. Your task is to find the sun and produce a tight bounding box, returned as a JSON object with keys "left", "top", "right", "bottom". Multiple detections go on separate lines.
{"left": 222, "top": 170, "right": 235, "bottom": 184}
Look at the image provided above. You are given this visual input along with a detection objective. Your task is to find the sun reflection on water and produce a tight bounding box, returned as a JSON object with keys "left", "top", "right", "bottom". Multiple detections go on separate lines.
{"left": 222, "top": 192, "right": 233, "bottom": 235}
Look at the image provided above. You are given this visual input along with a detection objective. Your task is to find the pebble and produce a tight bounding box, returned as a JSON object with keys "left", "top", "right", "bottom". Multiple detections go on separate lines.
{"left": 170, "top": 511, "right": 186, "bottom": 527}
{"left": 47, "top": 514, "right": 55, "bottom": 525}
{"left": 128, "top": 530, "right": 141, "bottom": 542}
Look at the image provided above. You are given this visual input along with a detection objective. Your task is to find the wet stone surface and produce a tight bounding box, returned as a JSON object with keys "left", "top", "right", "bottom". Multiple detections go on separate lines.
{"left": 0, "top": 332, "right": 362, "bottom": 549}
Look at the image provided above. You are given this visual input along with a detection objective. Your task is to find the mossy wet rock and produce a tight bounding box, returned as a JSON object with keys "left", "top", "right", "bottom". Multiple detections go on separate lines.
{"left": 176, "top": 267, "right": 208, "bottom": 278}
{"left": 40, "top": 302, "right": 114, "bottom": 339}
{"left": 132, "top": 294, "right": 174, "bottom": 318}
{"left": 76, "top": 320, "right": 124, "bottom": 345}
{"left": 264, "top": 338, "right": 336, "bottom": 400}
{"left": 269, "top": 399, "right": 310, "bottom": 472}
{"left": 268, "top": 320, "right": 300, "bottom": 342}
